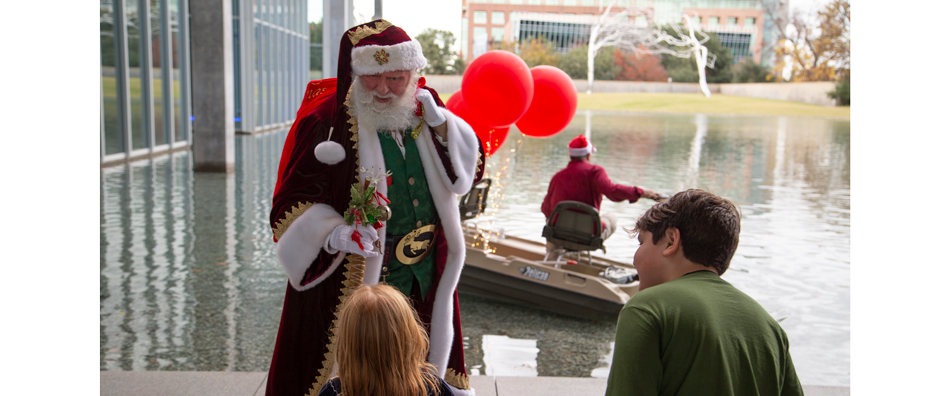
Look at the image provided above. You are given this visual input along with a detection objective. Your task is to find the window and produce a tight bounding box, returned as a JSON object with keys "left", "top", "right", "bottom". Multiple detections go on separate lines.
{"left": 461, "top": 18, "right": 468, "bottom": 58}
{"left": 474, "top": 26, "right": 487, "bottom": 38}
{"left": 492, "top": 11, "right": 505, "bottom": 25}
{"left": 510, "top": 0, "right": 524, "bottom": 3}
{"left": 474, "top": 11, "right": 487, "bottom": 24}
{"left": 492, "top": 0, "right": 507, "bottom": 3}
{"left": 691, "top": 16, "right": 701, "bottom": 28}
{"left": 545, "top": 0, "right": 559, "bottom": 5}
{"left": 727, "top": 17, "right": 738, "bottom": 25}
{"left": 491, "top": 27, "right": 504, "bottom": 42}
{"left": 707, "top": 16, "right": 719, "bottom": 26}
{"left": 581, "top": 0, "right": 595, "bottom": 5}
{"left": 745, "top": 17, "right": 756, "bottom": 26}
{"left": 528, "top": 0, "right": 542, "bottom": 5}
{"left": 563, "top": 0, "right": 577, "bottom": 5}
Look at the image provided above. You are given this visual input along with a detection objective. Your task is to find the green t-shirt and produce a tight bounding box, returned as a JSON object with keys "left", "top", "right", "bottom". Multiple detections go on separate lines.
{"left": 606, "top": 271, "right": 804, "bottom": 396}
{"left": 378, "top": 131, "right": 437, "bottom": 299}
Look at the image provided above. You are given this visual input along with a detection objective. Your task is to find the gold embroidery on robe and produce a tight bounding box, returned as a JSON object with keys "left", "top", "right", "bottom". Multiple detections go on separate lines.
{"left": 272, "top": 201, "right": 315, "bottom": 241}
{"left": 445, "top": 367, "right": 471, "bottom": 390}
{"left": 307, "top": 255, "right": 367, "bottom": 396}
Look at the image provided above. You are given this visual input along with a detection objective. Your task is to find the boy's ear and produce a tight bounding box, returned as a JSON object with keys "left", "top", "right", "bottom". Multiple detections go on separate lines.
{"left": 661, "top": 227, "right": 680, "bottom": 257}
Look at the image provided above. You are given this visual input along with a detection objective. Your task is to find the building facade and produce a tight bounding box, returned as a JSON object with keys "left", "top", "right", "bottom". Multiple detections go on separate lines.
{"left": 100, "top": 0, "right": 309, "bottom": 166}
{"left": 101, "top": 0, "right": 192, "bottom": 165}
{"left": 460, "top": 0, "right": 786, "bottom": 67}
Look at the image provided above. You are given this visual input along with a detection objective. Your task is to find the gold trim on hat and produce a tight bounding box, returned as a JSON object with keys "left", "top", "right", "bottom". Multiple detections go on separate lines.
{"left": 347, "top": 19, "right": 394, "bottom": 45}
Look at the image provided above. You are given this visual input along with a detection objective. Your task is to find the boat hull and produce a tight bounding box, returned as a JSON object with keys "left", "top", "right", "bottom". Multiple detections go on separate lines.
{"left": 460, "top": 228, "right": 639, "bottom": 321}
{"left": 459, "top": 265, "right": 625, "bottom": 321}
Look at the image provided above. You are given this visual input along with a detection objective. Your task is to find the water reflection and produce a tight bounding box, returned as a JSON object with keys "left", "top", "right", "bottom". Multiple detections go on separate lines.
{"left": 100, "top": 112, "right": 850, "bottom": 386}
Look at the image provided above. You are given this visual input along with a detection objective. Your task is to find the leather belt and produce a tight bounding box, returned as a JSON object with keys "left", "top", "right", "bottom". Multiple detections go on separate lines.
{"left": 381, "top": 222, "right": 441, "bottom": 275}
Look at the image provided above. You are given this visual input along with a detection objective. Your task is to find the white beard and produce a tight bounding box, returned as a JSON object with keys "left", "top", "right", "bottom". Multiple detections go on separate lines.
{"left": 351, "top": 73, "right": 420, "bottom": 133}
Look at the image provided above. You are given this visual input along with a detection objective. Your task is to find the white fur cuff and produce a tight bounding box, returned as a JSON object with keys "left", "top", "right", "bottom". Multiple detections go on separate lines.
{"left": 351, "top": 40, "right": 427, "bottom": 75}
{"left": 275, "top": 203, "right": 347, "bottom": 290}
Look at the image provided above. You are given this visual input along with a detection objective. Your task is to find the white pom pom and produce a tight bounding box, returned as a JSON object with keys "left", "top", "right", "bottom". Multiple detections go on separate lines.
{"left": 314, "top": 141, "right": 346, "bottom": 165}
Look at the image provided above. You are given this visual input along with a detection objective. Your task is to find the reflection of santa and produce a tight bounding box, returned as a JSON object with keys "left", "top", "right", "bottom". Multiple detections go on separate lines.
{"left": 266, "top": 19, "right": 484, "bottom": 396}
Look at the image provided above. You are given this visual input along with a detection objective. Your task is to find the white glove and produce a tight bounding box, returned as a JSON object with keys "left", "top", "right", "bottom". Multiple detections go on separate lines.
{"left": 415, "top": 88, "right": 447, "bottom": 128}
{"left": 326, "top": 224, "right": 380, "bottom": 258}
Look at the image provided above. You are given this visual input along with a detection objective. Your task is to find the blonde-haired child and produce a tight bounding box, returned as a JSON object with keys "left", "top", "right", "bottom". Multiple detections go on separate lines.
{"left": 318, "top": 284, "right": 451, "bottom": 396}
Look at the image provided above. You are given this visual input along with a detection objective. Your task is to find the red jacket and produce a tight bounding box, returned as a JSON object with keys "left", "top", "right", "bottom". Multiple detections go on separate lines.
{"left": 541, "top": 159, "right": 643, "bottom": 218}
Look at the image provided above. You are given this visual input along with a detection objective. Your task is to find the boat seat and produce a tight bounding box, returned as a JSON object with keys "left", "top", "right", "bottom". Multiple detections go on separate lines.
{"left": 542, "top": 201, "right": 605, "bottom": 263}
{"left": 459, "top": 178, "right": 492, "bottom": 221}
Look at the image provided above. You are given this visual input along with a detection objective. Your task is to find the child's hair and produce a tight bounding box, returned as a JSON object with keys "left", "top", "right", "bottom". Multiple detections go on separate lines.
{"left": 334, "top": 284, "right": 442, "bottom": 396}
{"left": 631, "top": 189, "right": 741, "bottom": 275}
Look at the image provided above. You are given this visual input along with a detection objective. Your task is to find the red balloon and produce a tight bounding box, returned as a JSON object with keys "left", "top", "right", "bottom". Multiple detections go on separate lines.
{"left": 446, "top": 93, "right": 510, "bottom": 156}
{"left": 461, "top": 50, "right": 534, "bottom": 128}
{"left": 515, "top": 65, "right": 578, "bottom": 138}
{"left": 478, "top": 126, "right": 509, "bottom": 157}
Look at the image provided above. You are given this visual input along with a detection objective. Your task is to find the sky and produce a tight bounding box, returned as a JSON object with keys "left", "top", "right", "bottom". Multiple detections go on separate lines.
{"left": 307, "top": 0, "right": 832, "bottom": 53}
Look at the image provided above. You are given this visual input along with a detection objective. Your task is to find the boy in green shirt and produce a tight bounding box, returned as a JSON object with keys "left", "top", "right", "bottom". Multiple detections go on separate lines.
{"left": 606, "top": 189, "right": 803, "bottom": 396}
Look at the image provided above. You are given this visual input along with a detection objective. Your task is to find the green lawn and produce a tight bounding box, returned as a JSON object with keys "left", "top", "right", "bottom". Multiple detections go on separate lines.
{"left": 441, "top": 92, "right": 850, "bottom": 118}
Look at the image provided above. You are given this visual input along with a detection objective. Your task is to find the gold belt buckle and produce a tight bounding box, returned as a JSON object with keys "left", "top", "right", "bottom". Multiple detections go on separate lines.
{"left": 395, "top": 224, "right": 437, "bottom": 265}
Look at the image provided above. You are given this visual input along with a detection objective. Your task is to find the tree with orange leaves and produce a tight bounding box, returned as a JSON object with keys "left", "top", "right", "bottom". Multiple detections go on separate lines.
{"left": 613, "top": 47, "right": 668, "bottom": 82}
{"left": 770, "top": 0, "right": 850, "bottom": 82}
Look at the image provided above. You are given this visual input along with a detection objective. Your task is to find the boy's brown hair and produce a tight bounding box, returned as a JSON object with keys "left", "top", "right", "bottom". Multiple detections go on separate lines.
{"left": 634, "top": 189, "right": 741, "bottom": 275}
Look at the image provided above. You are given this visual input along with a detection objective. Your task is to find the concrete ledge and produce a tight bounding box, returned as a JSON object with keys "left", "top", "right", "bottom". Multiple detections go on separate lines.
{"left": 99, "top": 372, "right": 848, "bottom": 396}
{"left": 423, "top": 74, "right": 838, "bottom": 106}
{"left": 100, "top": 371, "right": 266, "bottom": 396}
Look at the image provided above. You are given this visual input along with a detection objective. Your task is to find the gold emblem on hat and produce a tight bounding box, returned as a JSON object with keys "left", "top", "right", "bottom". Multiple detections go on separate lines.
{"left": 375, "top": 49, "right": 390, "bottom": 65}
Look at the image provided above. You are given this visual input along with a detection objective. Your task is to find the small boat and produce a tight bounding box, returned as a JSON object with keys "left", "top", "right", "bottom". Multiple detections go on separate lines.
{"left": 460, "top": 225, "right": 640, "bottom": 321}
{"left": 456, "top": 180, "right": 640, "bottom": 320}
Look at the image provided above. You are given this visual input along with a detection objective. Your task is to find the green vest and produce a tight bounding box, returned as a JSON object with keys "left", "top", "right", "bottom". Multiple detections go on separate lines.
{"left": 378, "top": 130, "right": 437, "bottom": 300}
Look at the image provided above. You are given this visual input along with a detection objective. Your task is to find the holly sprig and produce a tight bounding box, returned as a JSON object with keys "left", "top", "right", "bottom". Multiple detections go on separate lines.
{"left": 343, "top": 168, "right": 390, "bottom": 227}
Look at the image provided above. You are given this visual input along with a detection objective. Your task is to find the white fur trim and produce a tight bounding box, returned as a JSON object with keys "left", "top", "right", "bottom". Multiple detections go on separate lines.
{"left": 351, "top": 40, "right": 427, "bottom": 75}
{"left": 447, "top": 383, "right": 476, "bottom": 396}
{"left": 414, "top": 116, "right": 478, "bottom": 374}
{"left": 353, "top": 112, "right": 479, "bottom": 375}
{"left": 568, "top": 142, "right": 592, "bottom": 157}
{"left": 426, "top": 109, "right": 480, "bottom": 195}
{"left": 356, "top": 123, "right": 388, "bottom": 286}
{"left": 275, "top": 203, "right": 347, "bottom": 291}
{"left": 314, "top": 140, "right": 346, "bottom": 165}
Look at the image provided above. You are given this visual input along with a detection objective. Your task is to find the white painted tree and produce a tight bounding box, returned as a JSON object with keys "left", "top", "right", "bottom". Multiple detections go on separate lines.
{"left": 586, "top": 1, "right": 717, "bottom": 97}
{"left": 650, "top": 15, "right": 718, "bottom": 97}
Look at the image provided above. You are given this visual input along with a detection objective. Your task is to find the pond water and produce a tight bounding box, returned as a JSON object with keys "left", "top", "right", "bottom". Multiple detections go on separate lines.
{"left": 100, "top": 111, "right": 850, "bottom": 386}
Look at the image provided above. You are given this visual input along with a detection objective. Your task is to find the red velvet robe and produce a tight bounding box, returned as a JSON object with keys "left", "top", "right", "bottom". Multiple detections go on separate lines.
{"left": 266, "top": 83, "right": 484, "bottom": 396}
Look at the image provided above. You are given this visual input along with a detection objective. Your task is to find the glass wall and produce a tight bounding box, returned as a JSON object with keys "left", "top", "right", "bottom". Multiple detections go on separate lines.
{"left": 101, "top": 0, "right": 123, "bottom": 155}
{"left": 102, "top": 0, "right": 309, "bottom": 163}
{"left": 233, "top": 0, "right": 309, "bottom": 133}
{"left": 101, "top": 0, "right": 191, "bottom": 164}
{"left": 151, "top": 0, "right": 166, "bottom": 145}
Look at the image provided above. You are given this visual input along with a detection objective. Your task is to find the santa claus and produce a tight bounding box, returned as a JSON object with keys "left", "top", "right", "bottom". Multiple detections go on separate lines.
{"left": 266, "top": 19, "right": 483, "bottom": 396}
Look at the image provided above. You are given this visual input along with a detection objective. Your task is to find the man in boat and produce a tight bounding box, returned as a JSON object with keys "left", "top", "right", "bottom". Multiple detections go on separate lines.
{"left": 267, "top": 20, "right": 484, "bottom": 396}
{"left": 605, "top": 189, "right": 803, "bottom": 396}
{"left": 540, "top": 134, "right": 661, "bottom": 253}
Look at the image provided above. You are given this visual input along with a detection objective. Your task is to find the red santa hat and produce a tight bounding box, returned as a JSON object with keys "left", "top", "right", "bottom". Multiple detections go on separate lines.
{"left": 349, "top": 20, "right": 427, "bottom": 76}
{"left": 315, "top": 20, "right": 427, "bottom": 165}
{"left": 568, "top": 134, "right": 595, "bottom": 157}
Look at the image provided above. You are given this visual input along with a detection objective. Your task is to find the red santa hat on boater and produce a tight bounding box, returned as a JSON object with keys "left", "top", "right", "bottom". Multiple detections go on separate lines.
{"left": 315, "top": 20, "right": 428, "bottom": 165}
{"left": 568, "top": 134, "right": 596, "bottom": 157}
